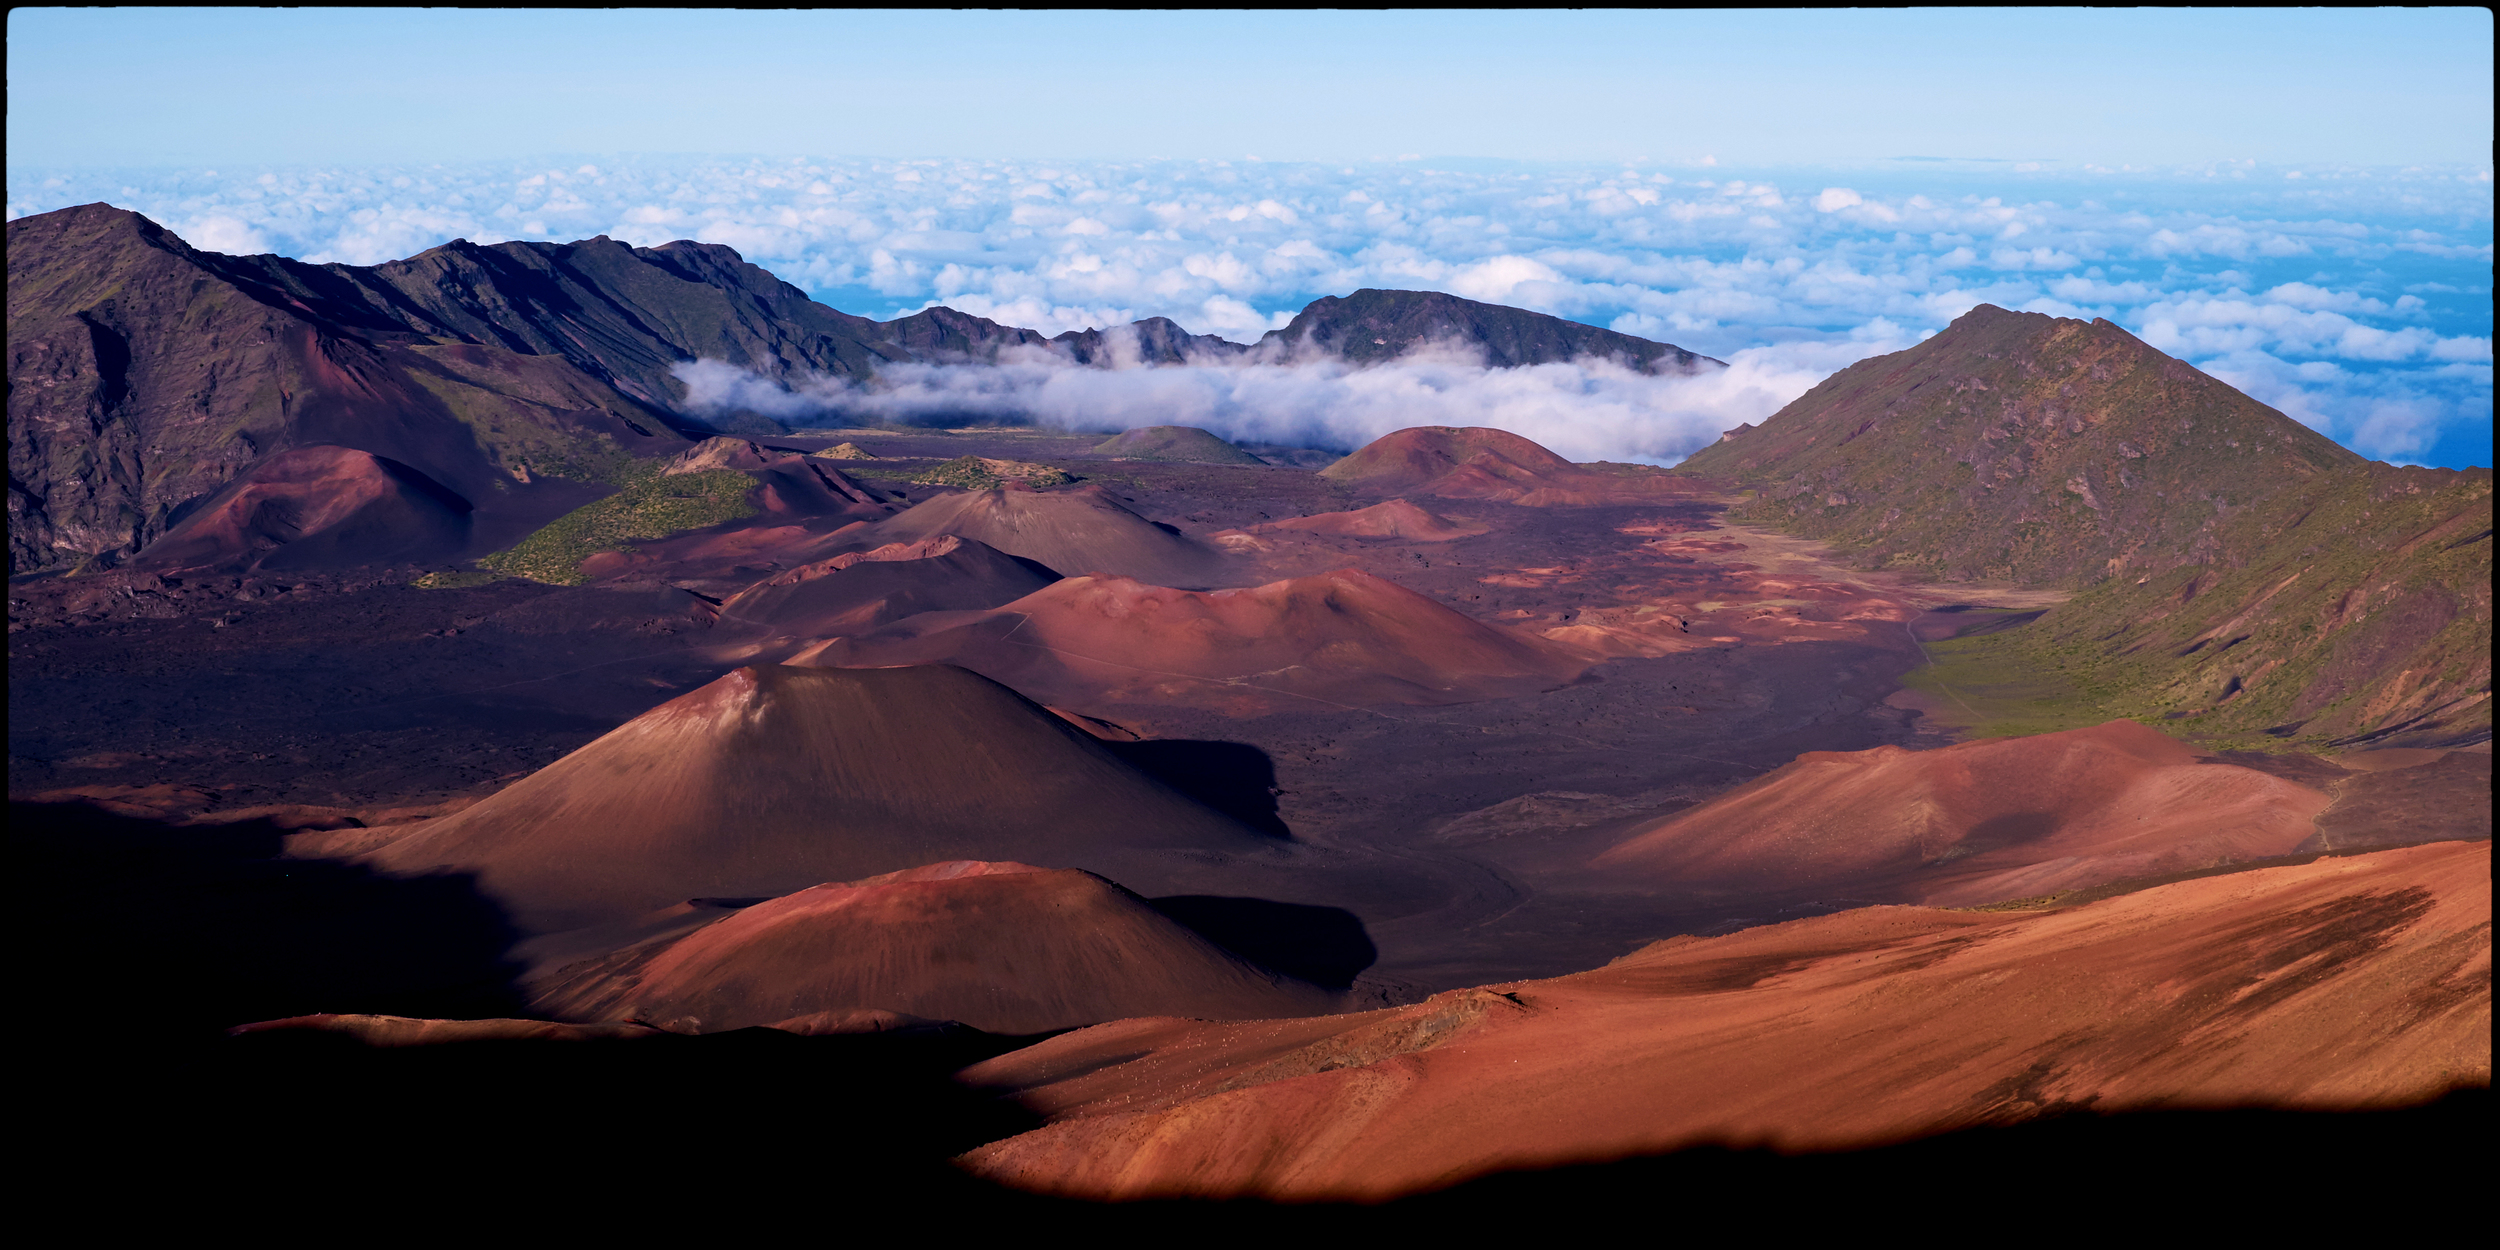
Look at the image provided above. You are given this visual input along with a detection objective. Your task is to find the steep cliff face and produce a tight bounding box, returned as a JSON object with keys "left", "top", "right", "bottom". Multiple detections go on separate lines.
{"left": 6, "top": 206, "right": 688, "bottom": 574}
{"left": 1679, "top": 304, "right": 2362, "bottom": 587}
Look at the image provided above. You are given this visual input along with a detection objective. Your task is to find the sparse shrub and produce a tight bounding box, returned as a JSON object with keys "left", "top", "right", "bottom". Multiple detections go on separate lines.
{"left": 411, "top": 570, "right": 502, "bottom": 589}
{"left": 479, "top": 467, "right": 759, "bottom": 585}
{"left": 909, "top": 456, "right": 1073, "bottom": 490}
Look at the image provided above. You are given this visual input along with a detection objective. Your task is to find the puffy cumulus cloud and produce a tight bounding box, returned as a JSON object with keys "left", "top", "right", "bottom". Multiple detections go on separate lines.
{"left": 8, "top": 154, "right": 2489, "bottom": 464}
{"left": 2137, "top": 296, "right": 2447, "bottom": 362}
{"left": 174, "top": 214, "right": 272, "bottom": 256}
{"left": 1446, "top": 254, "right": 1568, "bottom": 304}
{"left": 2199, "top": 349, "right": 2492, "bottom": 466}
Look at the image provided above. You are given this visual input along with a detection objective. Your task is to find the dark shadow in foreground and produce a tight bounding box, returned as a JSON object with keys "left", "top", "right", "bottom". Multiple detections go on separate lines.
{"left": 44, "top": 1072, "right": 2484, "bottom": 1229}
{"left": 1106, "top": 738, "right": 1292, "bottom": 837}
{"left": 1148, "top": 895, "right": 1379, "bottom": 989}
{"left": 13, "top": 799, "right": 529, "bottom": 1038}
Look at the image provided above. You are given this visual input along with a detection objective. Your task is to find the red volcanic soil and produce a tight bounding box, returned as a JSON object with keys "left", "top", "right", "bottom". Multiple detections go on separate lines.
{"left": 1320, "top": 426, "right": 1714, "bottom": 507}
{"left": 960, "top": 839, "right": 2492, "bottom": 1201}
{"left": 711, "top": 535, "right": 1058, "bottom": 640}
{"left": 791, "top": 568, "right": 1590, "bottom": 714}
{"left": 359, "top": 664, "right": 1293, "bottom": 931}
{"left": 1321, "top": 426, "right": 1571, "bottom": 494}
{"left": 843, "top": 483, "right": 1233, "bottom": 587}
{"left": 532, "top": 860, "right": 1335, "bottom": 1035}
{"left": 1592, "top": 720, "right": 2333, "bottom": 906}
{"left": 136, "top": 446, "right": 471, "bottom": 572}
{"left": 1255, "top": 499, "right": 1488, "bottom": 542}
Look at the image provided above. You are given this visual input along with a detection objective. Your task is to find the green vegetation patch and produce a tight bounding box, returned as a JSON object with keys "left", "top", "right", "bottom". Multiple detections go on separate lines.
{"left": 411, "top": 570, "right": 503, "bottom": 589}
{"left": 478, "top": 467, "right": 759, "bottom": 585}
{"left": 909, "top": 455, "right": 1074, "bottom": 490}
{"left": 1900, "top": 618, "right": 2111, "bottom": 740}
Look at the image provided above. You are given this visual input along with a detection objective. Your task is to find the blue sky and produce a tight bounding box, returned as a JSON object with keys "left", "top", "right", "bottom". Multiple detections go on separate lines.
{"left": 7, "top": 9, "right": 2491, "bottom": 467}
{"left": 7, "top": 9, "right": 2492, "bottom": 167}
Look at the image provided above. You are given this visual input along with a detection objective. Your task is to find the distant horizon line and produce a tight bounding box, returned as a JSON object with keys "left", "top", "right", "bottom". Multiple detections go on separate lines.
{"left": 11, "top": 154, "right": 2496, "bottom": 179}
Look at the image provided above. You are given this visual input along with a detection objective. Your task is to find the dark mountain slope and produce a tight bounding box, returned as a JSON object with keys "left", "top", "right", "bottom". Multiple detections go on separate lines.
{"left": 1251, "top": 289, "right": 1723, "bottom": 375}
{"left": 1679, "top": 304, "right": 2363, "bottom": 586}
{"left": 1050, "top": 316, "right": 1250, "bottom": 366}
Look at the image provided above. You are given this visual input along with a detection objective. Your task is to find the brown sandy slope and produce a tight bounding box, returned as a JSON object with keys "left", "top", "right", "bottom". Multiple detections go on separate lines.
{"left": 712, "top": 535, "right": 1058, "bottom": 639}
{"left": 791, "top": 568, "right": 1589, "bottom": 714}
{"left": 1593, "top": 720, "right": 2334, "bottom": 906}
{"left": 960, "top": 839, "right": 2491, "bottom": 1201}
{"left": 361, "top": 664, "right": 1295, "bottom": 930}
{"left": 1091, "top": 426, "right": 1267, "bottom": 465}
{"left": 1321, "top": 427, "right": 1571, "bottom": 494}
{"left": 532, "top": 861, "right": 1336, "bottom": 1034}
{"left": 672, "top": 437, "right": 893, "bottom": 520}
{"left": 134, "top": 446, "right": 473, "bottom": 573}
{"left": 845, "top": 483, "right": 1233, "bottom": 586}
{"left": 1322, "top": 426, "right": 1716, "bottom": 506}
{"left": 1256, "top": 499, "right": 1488, "bottom": 542}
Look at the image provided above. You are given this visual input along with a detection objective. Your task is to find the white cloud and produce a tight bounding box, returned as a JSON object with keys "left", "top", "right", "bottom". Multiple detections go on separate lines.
{"left": 668, "top": 332, "right": 1896, "bottom": 466}
{"left": 6, "top": 154, "right": 2487, "bottom": 465}
{"left": 175, "top": 214, "right": 270, "bottom": 255}
{"left": 2199, "top": 347, "right": 2490, "bottom": 463}
{"left": 1447, "top": 254, "right": 1566, "bottom": 303}
{"left": 2430, "top": 335, "right": 2494, "bottom": 363}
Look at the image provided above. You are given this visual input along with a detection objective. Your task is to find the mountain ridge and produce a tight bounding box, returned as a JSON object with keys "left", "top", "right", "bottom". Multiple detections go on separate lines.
{"left": 7, "top": 203, "right": 1718, "bottom": 575}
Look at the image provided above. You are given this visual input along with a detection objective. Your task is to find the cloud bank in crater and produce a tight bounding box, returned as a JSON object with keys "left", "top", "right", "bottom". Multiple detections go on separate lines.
{"left": 672, "top": 327, "right": 1911, "bottom": 465}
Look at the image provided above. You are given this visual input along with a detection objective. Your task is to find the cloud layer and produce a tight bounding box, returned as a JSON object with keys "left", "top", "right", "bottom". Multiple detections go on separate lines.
{"left": 673, "top": 329, "right": 1910, "bottom": 465}
{"left": 9, "top": 156, "right": 2490, "bottom": 466}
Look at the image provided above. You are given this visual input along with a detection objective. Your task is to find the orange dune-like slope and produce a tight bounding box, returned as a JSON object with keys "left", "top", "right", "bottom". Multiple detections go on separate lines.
{"left": 792, "top": 568, "right": 1588, "bottom": 712}
{"left": 1321, "top": 426, "right": 1715, "bottom": 506}
{"left": 1593, "top": 720, "right": 2336, "bottom": 906}
{"left": 361, "top": 665, "right": 1289, "bottom": 931}
{"left": 1256, "top": 499, "right": 1489, "bottom": 542}
{"left": 136, "top": 445, "right": 471, "bottom": 572}
{"left": 845, "top": 483, "right": 1233, "bottom": 587}
{"left": 1320, "top": 426, "right": 1571, "bottom": 494}
{"left": 533, "top": 861, "right": 1335, "bottom": 1035}
{"left": 960, "top": 839, "right": 2492, "bottom": 1202}
{"left": 712, "top": 534, "right": 1058, "bottom": 638}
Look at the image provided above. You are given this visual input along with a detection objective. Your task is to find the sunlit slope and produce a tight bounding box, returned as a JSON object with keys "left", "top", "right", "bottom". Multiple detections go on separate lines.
{"left": 961, "top": 839, "right": 2491, "bottom": 1202}
{"left": 1682, "top": 303, "right": 2490, "bottom": 747}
